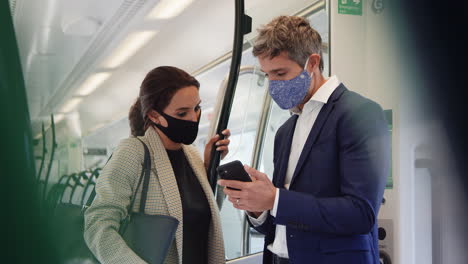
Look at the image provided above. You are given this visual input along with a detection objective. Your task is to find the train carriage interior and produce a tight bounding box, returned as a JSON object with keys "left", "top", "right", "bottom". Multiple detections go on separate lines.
{"left": 2, "top": 0, "right": 468, "bottom": 263}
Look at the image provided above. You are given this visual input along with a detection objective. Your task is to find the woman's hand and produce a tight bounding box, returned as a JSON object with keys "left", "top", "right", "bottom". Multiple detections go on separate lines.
{"left": 204, "top": 129, "right": 231, "bottom": 170}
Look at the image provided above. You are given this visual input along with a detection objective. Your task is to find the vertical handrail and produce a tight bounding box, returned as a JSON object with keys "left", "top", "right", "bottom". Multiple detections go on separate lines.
{"left": 241, "top": 90, "right": 272, "bottom": 255}
{"left": 42, "top": 114, "right": 58, "bottom": 202}
{"left": 36, "top": 122, "right": 47, "bottom": 184}
{"left": 250, "top": 95, "right": 272, "bottom": 171}
{"left": 207, "top": 0, "right": 252, "bottom": 193}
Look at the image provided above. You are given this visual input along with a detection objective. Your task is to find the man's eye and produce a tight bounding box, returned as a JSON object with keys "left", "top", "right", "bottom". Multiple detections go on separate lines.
{"left": 176, "top": 112, "right": 187, "bottom": 118}
{"left": 277, "top": 72, "right": 286, "bottom": 77}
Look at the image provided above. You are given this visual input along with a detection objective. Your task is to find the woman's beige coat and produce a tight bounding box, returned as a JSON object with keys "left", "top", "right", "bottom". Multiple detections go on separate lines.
{"left": 84, "top": 128, "right": 225, "bottom": 264}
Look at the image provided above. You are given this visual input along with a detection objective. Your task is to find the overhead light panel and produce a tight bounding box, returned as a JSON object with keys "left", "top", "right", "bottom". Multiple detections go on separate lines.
{"left": 76, "top": 72, "right": 111, "bottom": 96}
{"left": 60, "top": 97, "right": 83, "bottom": 113}
{"left": 147, "top": 0, "right": 194, "bottom": 19}
{"left": 103, "top": 31, "right": 157, "bottom": 68}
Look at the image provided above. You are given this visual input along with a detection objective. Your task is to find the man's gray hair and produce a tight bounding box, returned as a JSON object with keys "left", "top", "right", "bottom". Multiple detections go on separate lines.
{"left": 253, "top": 16, "right": 324, "bottom": 72}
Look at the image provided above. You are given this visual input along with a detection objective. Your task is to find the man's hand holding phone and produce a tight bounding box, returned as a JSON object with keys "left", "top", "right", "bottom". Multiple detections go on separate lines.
{"left": 217, "top": 161, "right": 276, "bottom": 213}
{"left": 217, "top": 160, "right": 252, "bottom": 190}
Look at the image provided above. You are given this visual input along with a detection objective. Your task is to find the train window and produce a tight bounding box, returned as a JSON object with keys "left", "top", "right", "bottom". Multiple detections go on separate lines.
{"left": 307, "top": 8, "right": 330, "bottom": 76}
{"left": 196, "top": 51, "right": 268, "bottom": 260}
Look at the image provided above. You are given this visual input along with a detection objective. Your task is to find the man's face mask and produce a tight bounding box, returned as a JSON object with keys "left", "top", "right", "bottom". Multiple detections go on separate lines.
{"left": 268, "top": 58, "right": 312, "bottom": 110}
{"left": 153, "top": 110, "right": 201, "bottom": 145}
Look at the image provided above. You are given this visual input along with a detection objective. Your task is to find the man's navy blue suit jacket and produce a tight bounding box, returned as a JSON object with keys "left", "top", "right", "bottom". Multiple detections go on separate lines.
{"left": 250, "top": 84, "right": 390, "bottom": 264}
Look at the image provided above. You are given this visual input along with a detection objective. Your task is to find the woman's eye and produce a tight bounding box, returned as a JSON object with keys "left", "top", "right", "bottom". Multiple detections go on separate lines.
{"left": 176, "top": 112, "right": 187, "bottom": 118}
{"left": 195, "top": 105, "right": 201, "bottom": 111}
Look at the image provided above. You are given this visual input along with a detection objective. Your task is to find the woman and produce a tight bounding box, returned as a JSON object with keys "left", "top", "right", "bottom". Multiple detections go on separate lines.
{"left": 84, "top": 66, "right": 229, "bottom": 264}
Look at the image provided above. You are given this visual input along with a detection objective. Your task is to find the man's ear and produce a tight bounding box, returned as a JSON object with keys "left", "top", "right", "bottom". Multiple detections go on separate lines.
{"left": 147, "top": 110, "right": 160, "bottom": 124}
{"left": 306, "top": 54, "right": 321, "bottom": 72}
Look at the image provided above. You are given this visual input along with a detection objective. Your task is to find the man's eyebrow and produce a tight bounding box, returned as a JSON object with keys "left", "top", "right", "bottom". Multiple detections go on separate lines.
{"left": 262, "top": 68, "right": 287, "bottom": 74}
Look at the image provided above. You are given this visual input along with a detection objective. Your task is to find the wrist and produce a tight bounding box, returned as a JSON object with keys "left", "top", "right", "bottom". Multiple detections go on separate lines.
{"left": 270, "top": 187, "right": 277, "bottom": 210}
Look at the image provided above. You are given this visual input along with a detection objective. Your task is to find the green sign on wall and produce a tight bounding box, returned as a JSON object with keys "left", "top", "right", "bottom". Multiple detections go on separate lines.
{"left": 338, "top": 0, "right": 363, "bottom": 16}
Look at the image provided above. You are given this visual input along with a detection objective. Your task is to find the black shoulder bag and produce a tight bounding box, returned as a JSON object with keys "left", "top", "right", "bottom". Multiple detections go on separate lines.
{"left": 53, "top": 139, "right": 179, "bottom": 264}
{"left": 118, "top": 138, "right": 179, "bottom": 264}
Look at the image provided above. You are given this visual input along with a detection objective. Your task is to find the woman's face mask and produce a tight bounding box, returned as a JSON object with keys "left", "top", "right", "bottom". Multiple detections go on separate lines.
{"left": 153, "top": 110, "right": 201, "bottom": 145}
{"left": 268, "top": 58, "right": 312, "bottom": 110}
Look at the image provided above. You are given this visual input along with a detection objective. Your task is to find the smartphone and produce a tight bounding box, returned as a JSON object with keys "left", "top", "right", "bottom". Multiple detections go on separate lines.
{"left": 217, "top": 160, "right": 252, "bottom": 190}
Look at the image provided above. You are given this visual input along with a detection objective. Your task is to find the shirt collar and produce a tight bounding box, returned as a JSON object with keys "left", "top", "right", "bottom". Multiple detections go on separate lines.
{"left": 290, "top": 75, "right": 340, "bottom": 115}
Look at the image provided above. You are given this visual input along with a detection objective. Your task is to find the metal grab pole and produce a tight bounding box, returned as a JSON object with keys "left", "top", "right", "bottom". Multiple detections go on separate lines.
{"left": 42, "top": 114, "right": 58, "bottom": 202}
{"left": 36, "top": 122, "right": 47, "bottom": 184}
{"left": 207, "top": 0, "right": 252, "bottom": 193}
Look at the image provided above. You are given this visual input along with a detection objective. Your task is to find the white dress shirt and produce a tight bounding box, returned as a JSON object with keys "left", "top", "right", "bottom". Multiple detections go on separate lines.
{"left": 248, "top": 75, "right": 340, "bottom": 258}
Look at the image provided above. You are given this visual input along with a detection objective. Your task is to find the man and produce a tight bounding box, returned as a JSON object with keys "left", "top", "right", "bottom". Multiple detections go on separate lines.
{"left": 218, "top": 16, "right": 390, "bottom": 264}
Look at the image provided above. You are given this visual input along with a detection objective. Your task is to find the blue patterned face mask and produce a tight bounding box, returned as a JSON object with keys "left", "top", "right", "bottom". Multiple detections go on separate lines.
{"left": 268, "top": 59, "right": 312, "bottom": 110}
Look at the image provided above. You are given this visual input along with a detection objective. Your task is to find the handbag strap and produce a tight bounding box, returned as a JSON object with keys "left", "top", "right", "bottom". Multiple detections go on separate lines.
{"left": 83, "top": 138, "right": 152, "bottom": 214}
{"left": 132, "top": 138, "right": 151, "bottom": 213}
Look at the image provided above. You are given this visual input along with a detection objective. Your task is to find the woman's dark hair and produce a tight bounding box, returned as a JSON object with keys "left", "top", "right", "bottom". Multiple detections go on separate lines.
{"left": 128, "top": 66, "right": 200, "bottom": 136}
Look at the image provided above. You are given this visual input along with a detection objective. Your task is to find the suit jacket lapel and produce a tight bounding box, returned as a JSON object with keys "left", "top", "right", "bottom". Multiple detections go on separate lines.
{"left": 290, "top": 85, "right": 347, "bottom": 185}
{"left": 275, "top": 115, "right": 298, "bottom": 187}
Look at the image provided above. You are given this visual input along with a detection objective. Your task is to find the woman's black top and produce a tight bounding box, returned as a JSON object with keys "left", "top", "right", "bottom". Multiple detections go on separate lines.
{"left": 166, "top": 148, "right": 211, "bottom": 264}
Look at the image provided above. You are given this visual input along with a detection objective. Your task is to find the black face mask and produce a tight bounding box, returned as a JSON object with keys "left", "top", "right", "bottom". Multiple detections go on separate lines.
{"left": 153, "top": 110, "right": 200, "bottom": 145}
